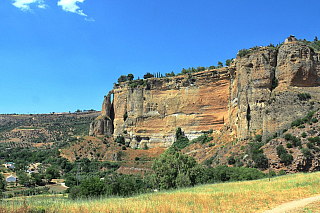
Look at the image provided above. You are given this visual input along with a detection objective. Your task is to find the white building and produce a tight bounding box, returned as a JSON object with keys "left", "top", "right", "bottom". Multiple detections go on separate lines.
{"left": 5, "top": 162, "right": 15, "bottom": 170}
{"left": 6, "top": 174, "right": 17, "bottom": 183}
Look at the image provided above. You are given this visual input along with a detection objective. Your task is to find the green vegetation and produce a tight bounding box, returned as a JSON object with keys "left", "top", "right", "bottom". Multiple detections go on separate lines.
{"left": 171, "top": 127, "right": 190, "bottom": 150}
{"left": 291, "top": 110, "right": 316, "bottom": 128}
{"left": 301, "top": 148, "right": 313, "bottom": 159}
{"left": 284, "top": 133, "right": 301, "bottom": 147}
{"left": 191, "top": 133, "right": 213, "bottom": 144}
{"left": 247, "top": 136, "right": 268, "bottom": 169}
{"left": 276, "top": 145, "right": 293, "bottom": 165}
{"left": 300, "top": 36, "right": 320, "bottom": 52}
{"left": 297, "top": 93, "right": 311, "bottom": 101}
{"left": 114, "top": 135, "right": 125, "bottom": 145}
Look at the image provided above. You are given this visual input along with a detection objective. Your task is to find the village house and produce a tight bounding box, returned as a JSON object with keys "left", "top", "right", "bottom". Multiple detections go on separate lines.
{"left": 6, "top": 174, "right": 17, "bottom": 183}
{"left": 5, "top": 162, "right": 15, "bottom": 170}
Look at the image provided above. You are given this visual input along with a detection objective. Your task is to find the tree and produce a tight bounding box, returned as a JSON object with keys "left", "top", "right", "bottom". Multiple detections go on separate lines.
{"left": 276, "top": 145, "right": 287, "bottom": 157}
{"left": 227, "top": 156, "right": 236, "bottom": 165}
{"left": 30, "top": 173, "right": 44, "bottom": 186}
{"left": 165, "top": 71, "right": 175, "bottom": 77}
{"left": 17, "top": 170, "right": 31, "bottom": 187}
{"left": 118, "top": 75, "right": 128, "bottom": 83}
{"left": 225, "top": 59, "right": 232, "bottom": 66}
{"left": 0, "top": 173, "right": 6, "bottom": 192}
{"left": 152, "top": 149, "right": 201, "bottom": 190}
{"left": 143, "top": 72, "right": 154, "bottom": 79}
{"left": 79, "top": 176, "right": 107, "bottom": 198}
{"left": 252, "top": 153, "right": 268, "bottom": 169}
{"left": 45, "top": 166, "right": 60, "bottom": 183}
{"left": 127, "top": 74, "right": 134, "bottom": 81}
{"left": 217, "top": 61, "right": 223, "bottom": 68}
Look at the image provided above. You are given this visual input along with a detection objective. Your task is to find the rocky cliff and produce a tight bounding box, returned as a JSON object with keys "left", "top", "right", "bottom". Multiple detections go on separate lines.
{"left": 91, "top": 37, "right": 320, "bottom": 148}
{"left": 229, "top": 39, "right": 320, "bottom": 141}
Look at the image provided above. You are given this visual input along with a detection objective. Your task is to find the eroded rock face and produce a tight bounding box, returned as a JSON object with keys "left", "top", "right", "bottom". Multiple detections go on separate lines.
{"left": 228, "top": 48, "right": 277, "bottom": 139}
{"left": 277, "top": 42, "right": 320, "bottom": 87}
{"left": 92, "top": 38, "right": 320, "bottom": 146}
{"left": 229, "top": 42, "right": 320, "bottom": 141}
{"left": 89, "top": 92, "right": 113, "bottom": 136}
{"left": 112, "top": 70, "right": 230, "bottom": 148}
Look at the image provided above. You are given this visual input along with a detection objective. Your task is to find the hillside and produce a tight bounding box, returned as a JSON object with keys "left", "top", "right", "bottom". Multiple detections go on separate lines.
{"left": 0, "top": 111, "right": 99, "bottom": 154}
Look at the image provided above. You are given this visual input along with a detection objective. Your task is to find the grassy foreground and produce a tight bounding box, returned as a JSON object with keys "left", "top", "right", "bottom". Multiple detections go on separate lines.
{"left": 1, "top": 172, "right": 320, "bottom": 213}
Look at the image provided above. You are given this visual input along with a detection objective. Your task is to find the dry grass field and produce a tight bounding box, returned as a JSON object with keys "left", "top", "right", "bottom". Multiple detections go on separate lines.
{"left": 1, "top": 172, "right": 320, "bottom": 213}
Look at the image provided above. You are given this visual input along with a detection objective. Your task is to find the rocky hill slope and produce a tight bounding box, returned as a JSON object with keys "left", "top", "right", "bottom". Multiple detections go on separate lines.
{"left": 91, "top": 36, "right": 320, "bottom": 150}
{"left": 0, "top": 111, "right": 99, "bottom": 150}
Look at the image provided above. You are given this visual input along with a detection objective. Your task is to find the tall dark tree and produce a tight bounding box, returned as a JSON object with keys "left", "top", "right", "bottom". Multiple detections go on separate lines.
{"left": 0, "top": 173, "right": 6, "bottom": 192}
{"left": 127, "top": 74, "right": 134, "bottom": 81}
{"left": 118, "top": 75, "right": 128, "bottom": 83}
{"left": 143, "top": 72, "right": 154, "bottom": 79}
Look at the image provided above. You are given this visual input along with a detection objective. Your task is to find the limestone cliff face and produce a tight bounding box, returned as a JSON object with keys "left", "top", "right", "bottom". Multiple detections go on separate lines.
{"left": 112, "top": 70, "right": 230, "bottom": 148}
{"left": 92, "top": 37, "right": 320, "bottom": 147}
{"left": 89, "top": 92, "right": 113, "bottom": 136}
{"left": 277, "top": 42, "right": 320, "bottom": 87}
{"left": 228, "top": 48, "right": 278, "bottom": 139}
{"left": 229, "top": 41, "right": 320, "bottom": 141}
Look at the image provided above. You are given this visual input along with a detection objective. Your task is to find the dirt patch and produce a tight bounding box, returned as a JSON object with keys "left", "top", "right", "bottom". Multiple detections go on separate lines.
{"left": 263, "top": 194, "right": 320, "bottom": 213}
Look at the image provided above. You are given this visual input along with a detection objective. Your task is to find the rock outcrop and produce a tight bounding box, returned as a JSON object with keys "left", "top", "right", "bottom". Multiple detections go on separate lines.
{"left": 112, "top": 69, "right": 230, "bottom": 148}
{"left": 89, "top": 92, "right": 113, "bottom": 136}
{"left": 92, "top": 36, "right": 320, "bottom": 148}
{"left": 229, "top": 38, "right": 320, "bottom": 141}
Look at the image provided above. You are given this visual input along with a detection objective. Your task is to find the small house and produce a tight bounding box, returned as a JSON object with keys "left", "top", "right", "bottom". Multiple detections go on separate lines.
{"left": 5, "top": 162, "right": 15, "bottom": 170}
{"left": 6, "top": 174, "right": 17, "bottom": 183}
{"left": 285, "top": 35, "right": 298, "bottom": 43}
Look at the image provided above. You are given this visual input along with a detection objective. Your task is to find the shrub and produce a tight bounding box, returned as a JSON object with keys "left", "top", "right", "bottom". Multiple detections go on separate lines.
{"left": 227, "top": 156, "right": 236, "bottom": 165}
{"left": 192, "top": 133, "right": 213, "bottom": 144}
{"left": 143, "top": 143, "right": 149, "bottom": 150}
{"left": 276, "top": 145, "right": 287, "bottom": 157}
{"left": 292, "top": 136, "right": 302, "bottom": 147}
{"left": 115, "top": 135, "right": 125, "bottom": 145}
{"left": 208, "top": 143, "right": 215, "bottom": 147}
{"left": 291, "top": 119, "right": 303, "bottom": 127}
{"left": 252, "top": 153, "right": 268, "bottom": 169}
{"left": 312, "top": 118, "right": 318, "bottom": 123}
{"left": 298, "top": 93, "right": 311, "bottom": 101}
{"left": 143, "top": 72, "right": 154, "bottom": 79}
{"left": 270, "top": 171, "right": 277, "bottom": 177}
{"left": 298, "top": 125, "right": 305, "bottom": 129}
{"left": 280, "top": 153, "right": 293, "bottom": 165}
{"left": 301, "top": 132, "right": 307, "bottom": 138}
{"left": 255, "top": 134, "right": 262, "bottom": 142}
{"left": 284, "top": 133, "right": 293, "bottom": 141}
{"left": 135, "top": 157, "right": 140, "bottom": 161}
{"left": 122, "top": 146, "right": 126, "bottom": 150}
{"left": 123, "top": 111, "right": 128, "bottom": 121}
{"left": 237, "top": 48, "right": 251, "bottom": 57}
{"left": 278, "top": 170, "right": 286, "bottom": 176}
{"left": 301, "top": 148, "right": 313, "bottom": 159}
{"left": 266, "top": 136, "right": 274, "bottom": 143}
{"left": 173, "top": 136, "right": 190, "bottom": 150}
{"left": 286, "top": 143, "right": 293, "bottom": 148}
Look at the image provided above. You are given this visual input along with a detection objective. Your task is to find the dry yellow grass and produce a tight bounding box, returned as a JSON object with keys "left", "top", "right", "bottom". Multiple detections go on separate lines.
{"left": 1, "top": 172, "right": 320, "bottom": 213}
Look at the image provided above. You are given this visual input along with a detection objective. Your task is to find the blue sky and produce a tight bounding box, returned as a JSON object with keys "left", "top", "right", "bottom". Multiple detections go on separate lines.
{"left": 1, "top": 0, "right": 319, "bottom": 114}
